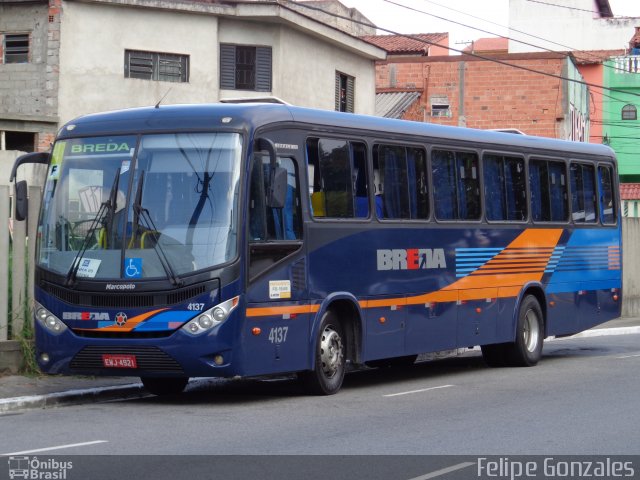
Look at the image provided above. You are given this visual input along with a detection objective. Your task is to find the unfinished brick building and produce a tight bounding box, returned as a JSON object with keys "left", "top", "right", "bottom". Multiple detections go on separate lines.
{"left": 370, "top": 42, "right": 590, "bottom": 141}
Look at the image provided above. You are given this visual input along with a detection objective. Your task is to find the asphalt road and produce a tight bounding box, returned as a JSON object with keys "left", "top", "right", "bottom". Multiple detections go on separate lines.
{"left": 1, "top": 334, "right": 639, "bottom": 459}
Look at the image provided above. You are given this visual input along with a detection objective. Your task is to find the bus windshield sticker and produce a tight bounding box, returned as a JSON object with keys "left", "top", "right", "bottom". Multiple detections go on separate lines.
{"left": 269, "top": 280, "right": 291, "bottom": 299}
{"left": 76, "top": 258, "right": 102, "bottom": 278}
{"left": 49, "top": 141, "right": 66, "bottom": 180}
{"left": 124, "top": 258, "right": 142, "bottom": 279}
{"left": 120, "top": 160, "right": 130, "bottom": 174}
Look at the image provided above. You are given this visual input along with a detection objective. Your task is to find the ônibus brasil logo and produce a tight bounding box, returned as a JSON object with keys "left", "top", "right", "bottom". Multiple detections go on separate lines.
{"left": 8, "top": 456, "right": 73, "bottom": 480}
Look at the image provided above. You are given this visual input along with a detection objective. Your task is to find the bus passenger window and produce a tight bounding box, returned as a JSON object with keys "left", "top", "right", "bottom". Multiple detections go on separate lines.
{"left": 529, "top": 159, "right": 568, "bottom": 223}
{"left": 483, "top": 154, "right": 527, "bottom": 222}
{"left": 570, "top": 163, "right": 597, "bottom": 223}
{"left": 432, "top": 149, "right": 480, "bottom": 221}
{"left": 598, "top": 165, "right": 617, "bottom": 225}
{"left": 306, "top": 137, "right": 368, "bottom": 219}
{"left": 373, "top": 145, "right": 428, "bottom": 220}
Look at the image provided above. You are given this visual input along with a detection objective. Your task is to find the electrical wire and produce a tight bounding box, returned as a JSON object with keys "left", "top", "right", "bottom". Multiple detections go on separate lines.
{"left": 283, "top": 0, "right": 640, "bottom": 100}
{"left": 416, "top": 0, "right": 636, "bottom": 72}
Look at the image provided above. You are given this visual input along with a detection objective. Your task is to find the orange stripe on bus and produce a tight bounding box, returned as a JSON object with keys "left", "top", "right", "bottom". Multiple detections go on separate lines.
{"left": 96, "top": 308, "right": 168, "bottom": 332}
{"left": 247, "top": 229, "right": 564, "bottom": 317}
{"left": 246, "top": 305, "right": 320, "bottom": 318}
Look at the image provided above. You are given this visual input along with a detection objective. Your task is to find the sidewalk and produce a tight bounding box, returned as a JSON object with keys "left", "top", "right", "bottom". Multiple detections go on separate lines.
{"left": 1, "top": 316, "right": 639, "bottom": 413}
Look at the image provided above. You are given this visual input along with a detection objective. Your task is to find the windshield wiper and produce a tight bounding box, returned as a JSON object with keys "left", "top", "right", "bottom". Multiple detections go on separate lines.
{"left": 131, "top": 172, "right": 182, "bottom": 287}
{"left": 65, "top": 169, "right": 121, "bottom": 287}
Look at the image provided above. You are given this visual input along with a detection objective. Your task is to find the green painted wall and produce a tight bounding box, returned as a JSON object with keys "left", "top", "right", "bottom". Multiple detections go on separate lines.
{"left": 604, "top": 57, "right": 640, "bottom": 182}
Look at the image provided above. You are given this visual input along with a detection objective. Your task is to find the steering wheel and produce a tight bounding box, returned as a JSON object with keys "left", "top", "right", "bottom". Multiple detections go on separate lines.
{"left": 65, "top": 218, "right": 101, "bottom": 250}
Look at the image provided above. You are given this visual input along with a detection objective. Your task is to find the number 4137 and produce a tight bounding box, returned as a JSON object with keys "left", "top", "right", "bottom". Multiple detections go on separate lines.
{"left": 268, "top": 326, "right": 288, "bottom": 344}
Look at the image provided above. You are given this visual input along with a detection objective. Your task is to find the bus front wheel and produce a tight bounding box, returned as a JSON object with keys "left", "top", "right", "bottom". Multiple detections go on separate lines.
{"left": 300, "top": 311, "right": 345, "bottom": 395}
{"left": 141, "top": 376, "right": 189, "bottom": 396}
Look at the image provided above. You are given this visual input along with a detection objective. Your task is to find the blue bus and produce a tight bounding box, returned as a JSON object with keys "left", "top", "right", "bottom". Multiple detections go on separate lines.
{"left": 12, "top": 103, "right": 621, "bottom": 395}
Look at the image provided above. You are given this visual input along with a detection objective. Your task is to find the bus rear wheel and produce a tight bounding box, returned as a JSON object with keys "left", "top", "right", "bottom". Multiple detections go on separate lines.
{"left": 507, "top": 295, "right": 544, "bottom": 366}
{"left": 141, "top": 376, "right": 189, "bottom": 396}
{"left": 481, "top": 295, "right": 543, "bottom": 368}
{"left": 300, "top": 311, "right": 345, "bottom": 395}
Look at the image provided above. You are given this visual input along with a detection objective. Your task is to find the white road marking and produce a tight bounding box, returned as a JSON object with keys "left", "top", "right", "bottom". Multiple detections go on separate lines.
{"left": 383, "top": 384, "right": 454, "bottom": 398}
{"left": 615, "top": 354, "right": 640, "bottom": 359}
{"left": 406, "top": 461, "right": 475, "bottom": 480}
{"left": 1, "top": 440, "right": 108, "bottom": 456}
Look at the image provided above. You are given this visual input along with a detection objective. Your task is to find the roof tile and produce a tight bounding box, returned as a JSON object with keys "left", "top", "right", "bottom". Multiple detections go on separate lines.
{"left": 361, "top": 33, "right": 447, "bottom": 55}
{"left": 621, "top": 183, "right": 640, "bottom": 200}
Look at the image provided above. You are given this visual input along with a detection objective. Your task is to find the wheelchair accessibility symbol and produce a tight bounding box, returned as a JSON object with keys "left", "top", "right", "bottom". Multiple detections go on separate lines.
{"left": 124, "top": 258, "right": 142, "bottom": 278}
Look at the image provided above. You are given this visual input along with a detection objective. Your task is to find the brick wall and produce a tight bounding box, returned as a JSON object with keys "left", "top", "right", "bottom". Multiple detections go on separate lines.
{"left": 0, "top": 0, "right": 60, "bottom": 152}
{"left": 377, "top": 54, "right": 571, "bottom": 138}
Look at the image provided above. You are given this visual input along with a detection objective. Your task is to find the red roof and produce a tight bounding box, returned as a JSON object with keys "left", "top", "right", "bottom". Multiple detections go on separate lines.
{"left": 362, "top": 33, "right": 448, "bottom": 55}
{"left": 572, "top": 49, "right": 626, "bottom": 64}
{"left": 620, "top": 183, "right": 640, "bottom": 200}
{"left": 462, "top": 37, "right": 508, "bottom": 54}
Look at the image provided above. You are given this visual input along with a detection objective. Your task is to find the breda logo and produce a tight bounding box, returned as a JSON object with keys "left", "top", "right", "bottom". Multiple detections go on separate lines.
{"left": 376, "top": 248, "right": 447, "bottom": 271}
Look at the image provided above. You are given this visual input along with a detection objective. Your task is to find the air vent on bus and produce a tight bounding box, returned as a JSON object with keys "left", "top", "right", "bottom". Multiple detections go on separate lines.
{"left": 70, "top": 345, "right": 183, "bottom": 373}
{"left": 40, "top": 281, "right": 215, "bottom": 308}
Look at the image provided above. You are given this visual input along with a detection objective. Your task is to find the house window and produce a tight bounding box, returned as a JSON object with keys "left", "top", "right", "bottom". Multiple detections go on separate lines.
{"left": 0, "top": 131, "right": 35, "bottom": 151}
{"left": 3, "top": 34, "right": 29, "bottom": 64}
{"left": 335, "top": 72, "right": 354, "bottom": 113}
{"left": 430, "top": 96, "right": 450, "bottom": 117}
{"left": 124, "top": 50, "right": 189, "bottom": 83}
{"left": 621, "top": 104, "right": 637, "bottom": 120}
{"left": 220, "top": 44, "right": 272, "bottom": 92}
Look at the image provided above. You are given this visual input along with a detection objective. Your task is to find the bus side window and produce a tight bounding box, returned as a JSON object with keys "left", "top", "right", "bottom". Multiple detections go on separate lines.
{"left": 530, "top": 159, "right": 568, "bottom": 223}
{"left": 432, "top": 149, "right": 480, "bottom": 221}
{"left": 598, "top": 165, "right": 617, "bottom": 225}
{"left": 306, "top": 137, "right": 367, "bottom": 219}
{"left": 483, "top": 154, "right": 527, "bottom": 222}
{"left": 571, "top": 163, "right": 597, "bottom": 223}
{"left": 373, "top": 144, "right": 428, "bottom": 220}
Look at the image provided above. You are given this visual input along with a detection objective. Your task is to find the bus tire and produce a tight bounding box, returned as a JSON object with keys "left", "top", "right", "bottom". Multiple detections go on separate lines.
{"left": 300, "top": 310, "right": 345, "bottom": 395}
{"left": 506, "top": 295, "right": 544, "bottom": 367}
{"left": 480, "top": 343, "right": 508, "bottom": 367}
{"left": 141, "top": 376, "right": 189, "bottom": 396}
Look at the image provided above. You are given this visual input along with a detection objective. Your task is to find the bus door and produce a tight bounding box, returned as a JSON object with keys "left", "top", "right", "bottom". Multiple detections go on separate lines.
{"left": 244, "top": 153, "right": 308, "bottom": 376}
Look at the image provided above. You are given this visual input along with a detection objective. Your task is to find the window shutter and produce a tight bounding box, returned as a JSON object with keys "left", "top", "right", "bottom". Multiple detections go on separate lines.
{"left": 255, "top": 46, "right": 272, "bottom": 92}
{"left": 335, "top": 71, "right": 341, "bottom": 111}
{"left": 220, "top": 44, "right": 236, "bottom": 89}
{"left": 346, "top": 76, "right": 355, "bottom": 113}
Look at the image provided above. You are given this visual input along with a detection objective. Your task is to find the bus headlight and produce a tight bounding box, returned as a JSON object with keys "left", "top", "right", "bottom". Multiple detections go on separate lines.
{"left": 35, "top": 303, "right": 68, "bottom": 335}
{"left": 182, "top": 296, "right": 239, "bottom": 335}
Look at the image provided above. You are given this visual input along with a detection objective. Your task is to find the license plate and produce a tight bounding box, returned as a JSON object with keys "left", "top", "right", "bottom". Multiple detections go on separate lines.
{"left": 102, "top": 354, "right": 137, "bottom": 369}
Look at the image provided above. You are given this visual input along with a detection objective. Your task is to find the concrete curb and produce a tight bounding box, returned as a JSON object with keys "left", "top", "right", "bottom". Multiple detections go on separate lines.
{"left": 570, "top": 326, "right": 640, "bottom": 338}
{"left": 0, "top": 327, "right": 638, "bottom": 414}
{"left": 0, "top": 383, "right": 146, "bottom": 414}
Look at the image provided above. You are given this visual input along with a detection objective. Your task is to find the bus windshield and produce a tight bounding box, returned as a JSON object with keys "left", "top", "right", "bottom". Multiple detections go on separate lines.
{"left": 37, "top": 132, "right": 243, "bottom": 280}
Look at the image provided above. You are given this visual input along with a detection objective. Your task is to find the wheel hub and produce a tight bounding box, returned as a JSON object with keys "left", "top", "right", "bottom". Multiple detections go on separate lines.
{"left": 523, "top": 309, "right": 540, "bottom": 353}
{"left": 319, "top": 326, "right": 343, "bottom": 378}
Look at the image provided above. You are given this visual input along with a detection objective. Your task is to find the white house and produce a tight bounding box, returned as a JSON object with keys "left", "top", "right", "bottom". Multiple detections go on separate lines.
{"left": 0, "top": 0, "right": 385, "bottom": 152}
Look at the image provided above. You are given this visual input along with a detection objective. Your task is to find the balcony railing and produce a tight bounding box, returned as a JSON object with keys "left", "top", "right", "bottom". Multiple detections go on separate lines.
{"left": 612, "top": 55, "right": 640, "bottom": 74}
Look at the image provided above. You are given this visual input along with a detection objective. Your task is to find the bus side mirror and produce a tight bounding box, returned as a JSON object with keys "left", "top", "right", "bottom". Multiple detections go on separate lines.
{"left": 268, "top": 167, "right": 287, "bottom": 209}
{"left": 10, "top": 151, "right": 50, "bottom": 222}
{"left": 10, "top": 151, "right": 50, "bottom": 182}
{"left": 14, "top": 180, "right": 28, "bottom": 222}
{"left": 255, "top": 137, "right": 287, "bottom": 208}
